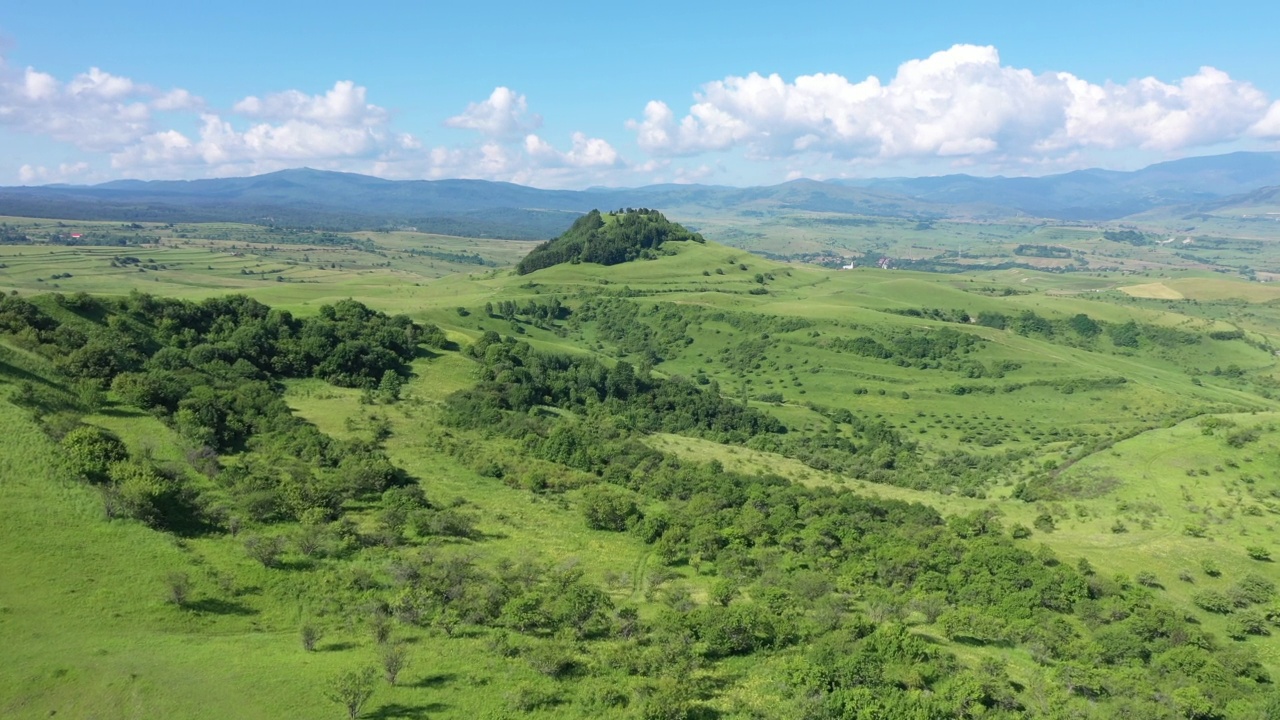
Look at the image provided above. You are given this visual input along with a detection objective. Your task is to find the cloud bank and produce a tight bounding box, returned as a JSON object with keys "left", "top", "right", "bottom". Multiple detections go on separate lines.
{"left": 0, "top": 51, "right": 623, "bottom": 186}
{"left": 111, "top": 81, "right": 415, "bottom": 174}
{"left": 3, "top": 43, "right": 1280, "bottom": 186}
{"left": 0, "top": 59, "right": 199, "bottom": 153}
{"left": 628, "top": 45, "right": 1280, "bottom": 168}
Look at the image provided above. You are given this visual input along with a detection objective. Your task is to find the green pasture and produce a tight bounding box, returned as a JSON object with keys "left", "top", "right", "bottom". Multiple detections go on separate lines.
{"left": 8, "top": 216, "right": 1280, "bottom": 716}
{"left": 0, "top": 355, "right": 668, "bottom": 719}
{"left": 434, "top": 240, "right": 1280, "bottom": 464}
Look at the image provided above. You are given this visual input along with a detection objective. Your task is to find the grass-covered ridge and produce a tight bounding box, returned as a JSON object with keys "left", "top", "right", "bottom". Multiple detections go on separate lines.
{"left": 515, "top": 209, "right": 705, "bottom": 275}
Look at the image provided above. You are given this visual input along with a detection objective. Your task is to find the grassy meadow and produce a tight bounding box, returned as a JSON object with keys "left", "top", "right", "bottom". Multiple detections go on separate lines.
{"left": 5, "top": 214, "right": 1280, "bottom": 717}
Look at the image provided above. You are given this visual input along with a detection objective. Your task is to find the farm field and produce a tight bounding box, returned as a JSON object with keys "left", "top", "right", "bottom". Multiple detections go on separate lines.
{"left": 0, "top": 217, "right": 532, "bottom": 309}
{"left": 661, "top": 204, "right": 1280, "bottom": 281}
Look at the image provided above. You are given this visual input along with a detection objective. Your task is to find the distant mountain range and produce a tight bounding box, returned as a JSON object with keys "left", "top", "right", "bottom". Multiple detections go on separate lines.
{"left": 3, "top": 152, "right": 1279, "bottom": 239}
{"left": 834, "top": 151, "right": 1280, "bottom": 219}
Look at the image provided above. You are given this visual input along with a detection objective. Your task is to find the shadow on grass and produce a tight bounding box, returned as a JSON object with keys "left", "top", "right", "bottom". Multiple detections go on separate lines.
{"left": 367, "top": 702, "right": 450, "bottom": 719}
{"left": 406, "top": 673, "right": 455, "bottom": 689}
{"left": 414, "top": 344, "right": 454, "bottom": 359}
{"left": 97, "top": 405, "right": 149, "bottom": 419}
{"left": 0, "top": 358, "right": 64, "bottom": 390}
{"left": 942, "top": 634, "right": 1015, "bottom": 649}
{"left": 323, "top": 641, "right": 358, "bottom": 652}
{"left": 231, "top": 584, "right": 263, "bottom": 597}
{"left": 186, "top": 598, "right": 258, "bottom": 616}
{"left": 160, "top": 503, "right": 224, "bottom": 539}
{"left": 425, "top": 626, "right": 483, "bottom": 640}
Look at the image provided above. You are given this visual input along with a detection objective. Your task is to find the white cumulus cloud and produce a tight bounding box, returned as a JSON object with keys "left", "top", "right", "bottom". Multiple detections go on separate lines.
{"left": 444, "top": 86, "right": 541, "bottom": 138}
{"left": 1052, "top": 67, "right": 1270, "bottom": 152}
{"left": 152, "top": 88, "right": 202, "bottom": 112}
{"left": 2, "top": 54, "right": 626, "bottom": 185}
{"left": 372, "top": 132, "right": 624, "bottom": 188}
{"left": 0, "top": 56, "right": 201, "bottom": 152}
{"left": 18, "top": 161, "right": 91, "bottom": 185}
{"left": 233, "top": 80, "right": 387, "bottom": 127}
{"left": 67, "top": 67, "right": 136, "bottom": 99}
{"left": 1252, "top": 101, "right": 1280, "bottom": 139}
{"left": 7, "top": 43, "right": 1280, "bottom": 186}
{"left": 115, "top": 83, "right": 412, "bottom": 175}
{"left": 113, "top": 115, "right": 406, "bottom": 176}
{"left": 628, "top": 44, "right": 1277, "bottom": 164}
{"left": 110, "top": 84, "right": 624, "bottom": 188}
{"left": 358, "top": 89, "right": 628, "bottom": 187}
{"left": 524, "top": 131, "right": 621, "bottom": 168}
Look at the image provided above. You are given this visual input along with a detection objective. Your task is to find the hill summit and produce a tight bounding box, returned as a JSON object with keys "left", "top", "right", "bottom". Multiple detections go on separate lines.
{"left": 515, "top": 208, "right": 704, "bottom": 274}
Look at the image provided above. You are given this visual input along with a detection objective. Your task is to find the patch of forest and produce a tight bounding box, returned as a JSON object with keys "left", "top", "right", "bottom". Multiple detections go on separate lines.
{"left": 442, "top": 331, "right": 1090, "bottom": 498}
{"left": 1103, "top": 229, "right": 1150, "bottom": 246}
{"left": 515, "top": 209, "right": 705, "bottom": 275}
{"left": 0, "top": 291, "right": 445, "bottom": 528}
{"left": 1014, "top": 244, "right": 1073, "bottom": 258}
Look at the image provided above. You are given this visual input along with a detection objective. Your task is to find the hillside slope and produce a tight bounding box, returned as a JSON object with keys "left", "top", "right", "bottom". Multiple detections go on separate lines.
{"left": 515, "top": 209, "right": 705, "bottom": 274}
{"left": 5, "top": 237, "right": 1280, "bottom": 717}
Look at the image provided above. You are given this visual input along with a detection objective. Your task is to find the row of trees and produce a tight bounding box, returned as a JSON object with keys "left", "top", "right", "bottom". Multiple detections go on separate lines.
{"left": 975, "top": 308, "right": 1203, "bottom": 351}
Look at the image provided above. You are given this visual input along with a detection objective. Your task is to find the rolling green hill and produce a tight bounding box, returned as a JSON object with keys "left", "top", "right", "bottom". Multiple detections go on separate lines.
{"left": 515, "top": 209, "right": 705, "bottom": 275}
{"left": 4, "top": 225, "right": 1280, "bottom": 718}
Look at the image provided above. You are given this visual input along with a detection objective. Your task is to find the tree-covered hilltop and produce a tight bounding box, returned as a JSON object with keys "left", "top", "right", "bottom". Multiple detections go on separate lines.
{"left": 515, "top": 208, "right": 705, "bottom": 275}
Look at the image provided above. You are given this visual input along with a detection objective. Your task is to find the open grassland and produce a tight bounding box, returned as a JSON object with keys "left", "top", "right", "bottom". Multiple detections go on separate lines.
{"left": 0, "top": 216, "right": 533, "bottom": 312}
{"left": 6, "top": 229, "right": 1280, "bottom": 494}
{"left": 7, "top": 217, "right": 1280, "bottom": 717}
{"left": 421, "top": 240, "right": 1280, "bottom": 471}
{"left": 662, "top": 201, "right": 1280, "bottom": 283}
{"left": 1120, "top": 282, "right": 1185, "bottom": 299}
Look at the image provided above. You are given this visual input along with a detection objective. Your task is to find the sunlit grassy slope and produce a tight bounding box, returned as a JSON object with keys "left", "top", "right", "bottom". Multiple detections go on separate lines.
{"left": 652, "top": 414, "right": 1280, "bottom": 669}
{"left": 420, "top": 239, "right": 1280, "bottom": 465}
{"left": 0, "top": 349, "right": 677, "bottom": 719}
{"left": 7, "top": 222, "right": 1280, "bottom": 716}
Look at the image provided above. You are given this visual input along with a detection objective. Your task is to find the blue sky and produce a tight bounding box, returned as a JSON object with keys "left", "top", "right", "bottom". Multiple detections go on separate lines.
{"left": 2, "top": 0, "right": 1279, "bottom": 187}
